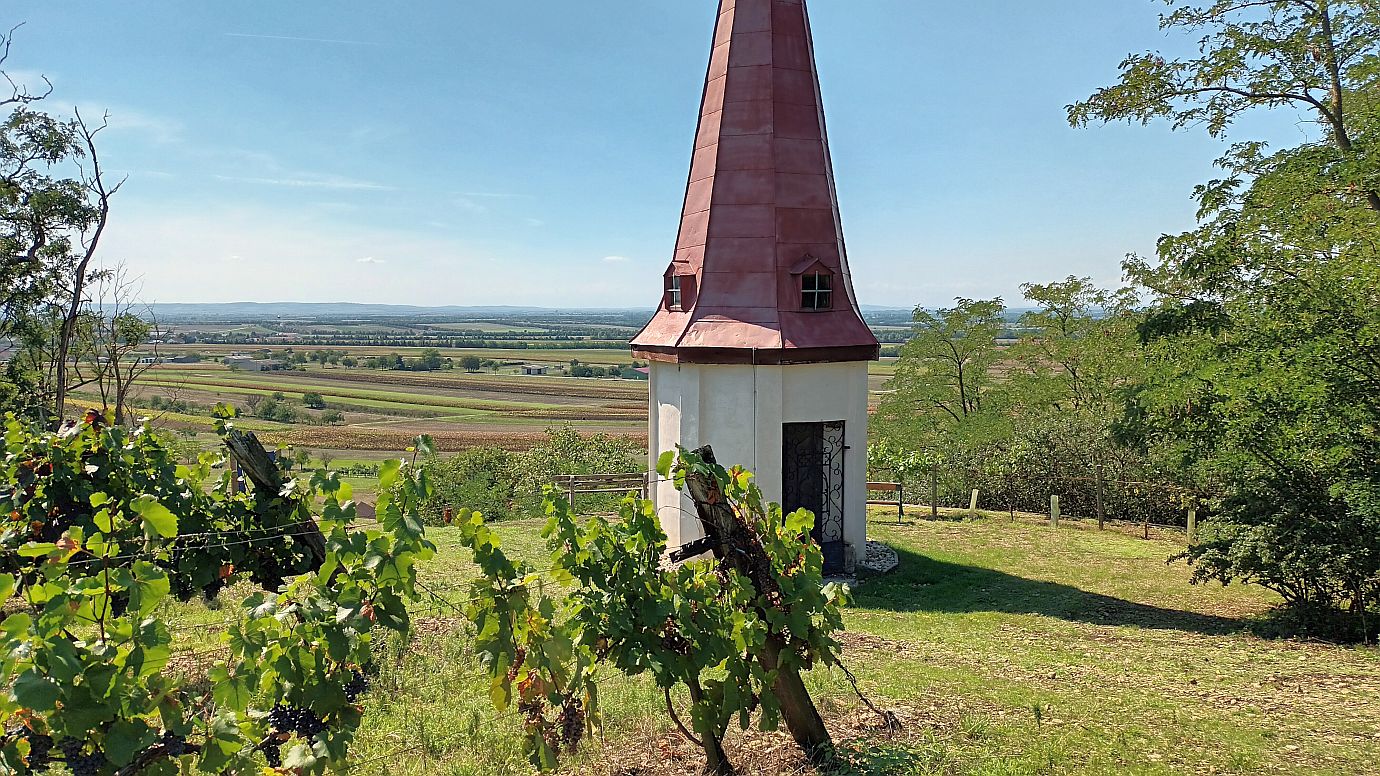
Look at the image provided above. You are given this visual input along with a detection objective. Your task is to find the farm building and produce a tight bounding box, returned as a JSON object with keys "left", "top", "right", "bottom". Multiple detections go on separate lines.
{"left": 225, "top": 357, "right": 284, "bottom": 372}
{"left": 519, "top": 364, "right": 549, "bottom": 376}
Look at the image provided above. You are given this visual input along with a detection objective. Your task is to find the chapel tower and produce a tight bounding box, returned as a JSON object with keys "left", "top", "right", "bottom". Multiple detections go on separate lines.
{"left": 631, "top": 0, "right": 879, "bottom": 572}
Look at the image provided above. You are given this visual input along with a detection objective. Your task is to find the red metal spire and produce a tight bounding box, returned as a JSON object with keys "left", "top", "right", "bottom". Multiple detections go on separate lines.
{"left": 632, "top": 0, "right": 880, "bottom": 365}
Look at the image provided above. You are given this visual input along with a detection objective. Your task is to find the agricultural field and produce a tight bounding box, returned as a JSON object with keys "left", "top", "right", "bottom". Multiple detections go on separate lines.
{"left": 158, "top": 508, "right": 1380, "bottom": 775}
{"left": 105, "top": 363, "right": 651, "bottom": 454}
{"left": 100, "top": 354, "right": 901, "bottom": 457}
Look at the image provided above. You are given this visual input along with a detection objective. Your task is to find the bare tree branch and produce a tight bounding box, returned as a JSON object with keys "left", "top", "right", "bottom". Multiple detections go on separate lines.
{"left": 0, "top": 24, "right": 54, "bottom": 107}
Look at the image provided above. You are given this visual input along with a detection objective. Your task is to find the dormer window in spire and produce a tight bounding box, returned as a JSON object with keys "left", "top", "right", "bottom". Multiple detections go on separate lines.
{"left": 665, "top": 272, "right": 684, "bottom": 311}
{"left": 791, "top": 256, "right": 835, "bottom": 311}
{"left": 802, "top": 271, "right": 833, "bottom": 310}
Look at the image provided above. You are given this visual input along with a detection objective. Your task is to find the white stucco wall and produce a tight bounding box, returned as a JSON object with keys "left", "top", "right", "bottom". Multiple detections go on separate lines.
{"left": 648, "top": 360, "right": 870, "bottom": 570}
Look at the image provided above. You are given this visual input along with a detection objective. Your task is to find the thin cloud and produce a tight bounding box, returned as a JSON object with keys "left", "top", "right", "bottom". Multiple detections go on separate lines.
{"left": 602, "top": 256, "right": 630, "bottom": 264}
{"left": 454, "top": 197, "right": 489, "bottom": 215}
{"left": 214, "top": 174, "right": 394, "bottom": 192}
{"left": 356, "top": 256, "right": 386, "bottom": 264}
{"left": 224, "top": 32, "right": 379, "bottom": 47}
{"left": 76, "top": 104, "right": 184, "bottom": 144}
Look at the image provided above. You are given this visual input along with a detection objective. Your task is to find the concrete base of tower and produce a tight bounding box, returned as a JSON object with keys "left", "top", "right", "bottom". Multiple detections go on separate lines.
{"left": 647, "top": 360, "right": 870, "bottom": 574}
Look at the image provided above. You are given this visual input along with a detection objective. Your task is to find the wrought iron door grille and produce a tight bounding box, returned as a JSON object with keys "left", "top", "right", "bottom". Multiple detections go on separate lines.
{"left": 782, "top": 421, "right": 846, "bottom": 573}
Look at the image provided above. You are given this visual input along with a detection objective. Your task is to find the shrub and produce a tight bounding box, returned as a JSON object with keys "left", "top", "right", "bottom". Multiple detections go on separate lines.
{"left": 418, "top": 425, "right": 642, "bottom": 525}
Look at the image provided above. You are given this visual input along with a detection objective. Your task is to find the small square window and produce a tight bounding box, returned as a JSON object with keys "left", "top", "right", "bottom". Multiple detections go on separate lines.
{"left": 802, "top": 272, "right": 833, "bottom": 310}
{"left": 666, "top": 275, "right": 683, "bottom": 310}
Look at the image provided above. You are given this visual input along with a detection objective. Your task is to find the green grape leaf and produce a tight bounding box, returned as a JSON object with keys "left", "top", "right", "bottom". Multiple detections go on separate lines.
{"left": 413, "top": 434, "right": 437, "bottom": 456}
{"left": 282, "top": 742, "right": 318, "bottom": 770}
{"left": 130, "top": 562, "right": 171, "bottom": 615}
{"left": 197, "top": 714, "right": 245, "bottom": 772}
{"left": 131, "top": 495, "right": 178, "bottom": 538}
{"left": 11, "top": 670, "right": 60, "bottom": 711}
{"left": 656, "top": 450, "right": 676, "bottom": 478}
{"left": 105, "top": 720, "right": 156, "bottom": 767}
{"left": 784, "top": 508, "right": 815, "bottom": 535}
{"left": 43, "top": 638, "right": 84, "bottom": 683}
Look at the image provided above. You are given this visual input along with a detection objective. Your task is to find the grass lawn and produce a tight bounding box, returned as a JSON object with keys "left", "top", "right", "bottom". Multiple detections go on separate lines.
{"left": 152, "top": 509, "right": 1379, "bottom": 775}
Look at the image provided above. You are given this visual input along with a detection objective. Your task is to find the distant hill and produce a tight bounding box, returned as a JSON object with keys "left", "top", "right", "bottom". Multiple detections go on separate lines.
{"left": 144, "top": 302, "right": 629, "bottom": 321}
{"left": 144, "top": 301, "right": 914, "bottom": 322}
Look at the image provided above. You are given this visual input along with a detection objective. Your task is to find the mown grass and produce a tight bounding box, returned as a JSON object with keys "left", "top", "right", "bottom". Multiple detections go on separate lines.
{"left": 151, "top": 510, "right": 1380, "bottom": 775}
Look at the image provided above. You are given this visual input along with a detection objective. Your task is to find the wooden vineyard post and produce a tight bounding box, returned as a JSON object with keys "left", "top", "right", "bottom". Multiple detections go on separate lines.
{"left": 1143, "top": 513, "right": 1150, "bottom": 540}
{"left": 1007, "top": 471, "right": 1016, "bottom": 522}
{"left": 1050, "top": 495, "right": 1060, "bottom": 529}
{"left": 1094, "top": 463, "right": 1106, "bottom": 530}
{"left": 223, "top": 430, "right": 327, "bottom": 568}
{"left": 930, "top": 467, "right": 939, "bottom": 519}
{"left": 1187, "top": 506, "right": 1198, "bottom": 543}
{"left": 968, "top": 489, "right": 980, "bottom": 518}
{"left": 682, "top": 446, "right": 832, "bottom": 764}
{"left": 228, "top": 453, "right": 241, "bottom": 496}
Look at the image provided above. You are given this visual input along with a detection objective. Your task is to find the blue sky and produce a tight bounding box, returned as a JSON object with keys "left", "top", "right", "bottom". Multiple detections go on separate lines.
{"left": 5, "top": 1, "right": 1311, "bottom": 309}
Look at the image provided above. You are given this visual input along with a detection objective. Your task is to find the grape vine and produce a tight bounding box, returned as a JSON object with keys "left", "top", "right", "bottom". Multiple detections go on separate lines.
{"left": 457, "top": 447, "right": 849, "bottom": 774}
{"left": 0, "top": 409, "right": 436, "bottom": 774}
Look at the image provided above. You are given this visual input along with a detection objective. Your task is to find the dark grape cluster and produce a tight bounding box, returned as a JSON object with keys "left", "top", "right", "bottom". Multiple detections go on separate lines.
{"left": 248, "top": 548, "right": 288, "bottom": 591}
{"left": 160, "top": 730, "right": 188, "bottom": 757}
{"left": 658, "top": 620, "right": 692, "bottom": 655}
{"left": 557, "top": 696, "right": 585, "bottom": 750}
{"left": 58, "top": 739, "right": 106, "bottom": 776}
{"left": 263, "top": 742, "right": 283, "bottom": 768}
{"left": 268, "top": 704, "right": 324, "bottom": 737}
{"left": 25, "top": 732, "right": 53, "bottom": 768}
{"left": 343, "top": 670, "right": 370, "bottom": 703}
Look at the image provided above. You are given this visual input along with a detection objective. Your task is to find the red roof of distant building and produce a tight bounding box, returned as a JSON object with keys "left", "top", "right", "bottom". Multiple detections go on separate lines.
{"left": 631, "top": 0, "right": 879, "bottom": 365}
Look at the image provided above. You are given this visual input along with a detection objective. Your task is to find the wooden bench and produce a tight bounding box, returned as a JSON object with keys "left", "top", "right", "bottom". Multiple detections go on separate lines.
{"left": 552, "top": 472, "right": 650, "bottom": 510}
{"left": 866, "top": 481, "right": 905, "bottom": 521}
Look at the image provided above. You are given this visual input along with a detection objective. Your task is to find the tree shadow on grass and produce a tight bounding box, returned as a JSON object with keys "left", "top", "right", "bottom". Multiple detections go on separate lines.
{"left": 821, "top": 741, "right": 931, "bottom": 776}
{"left": 854, "top": 546, "right": 1246, "bottom": 636}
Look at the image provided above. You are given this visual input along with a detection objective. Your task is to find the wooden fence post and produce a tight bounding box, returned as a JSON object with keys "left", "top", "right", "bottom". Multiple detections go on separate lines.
{"left": 1187, "top": 507, "right": 1198, "bottom": 543}
{"left": 1050, "top": 495, "right": 1060, "bottom": 529}
{"left": 1094, "top": 463, "right": 1106, "bottom": 531}
{"left": 968, "top": 489, "right": 979, "bottom": 518}
{"left": 930, "top": 468, "right": 938, "bottom": 519}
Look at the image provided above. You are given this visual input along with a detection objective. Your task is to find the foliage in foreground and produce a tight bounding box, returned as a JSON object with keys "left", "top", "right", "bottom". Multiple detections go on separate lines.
{"left": 454, "top": 449, "right": 848, "bottom": 774}
{"left": 0, "top": 412, "right": 436, "bottom": 774}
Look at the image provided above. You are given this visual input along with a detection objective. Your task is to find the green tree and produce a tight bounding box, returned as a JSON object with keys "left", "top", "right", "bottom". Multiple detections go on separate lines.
{"left": 459, "top": 355, "right": 482, "bottom": 372}
{"left": 876, "top": 298, "right": 1007, "bottom": 447}
{"left": 301, "top": 392, "right": 326, "bottom": 409}
{"left": 1068, "top": 0, "right": 1379, "bottom": 214}
{"left": 0, "top": 32, "right": 126, "bottom": 420}
{"left": 1010, "top": 277, "right": 1142, "bottom": 415}
{"left": 1073, "top": 0, "right": 1380, "bottom": 636}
